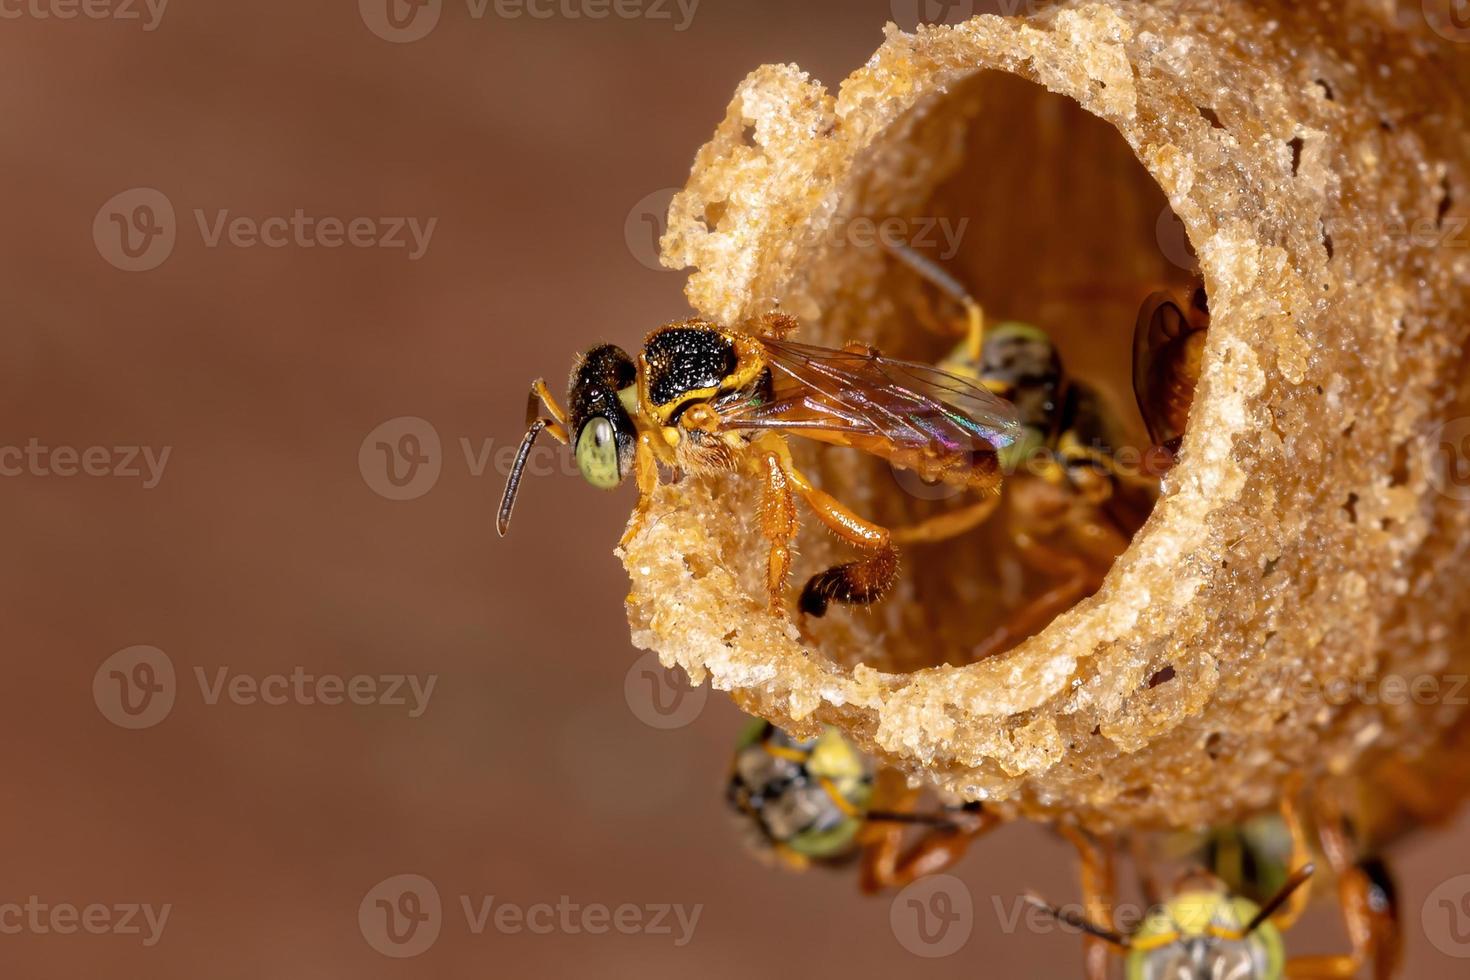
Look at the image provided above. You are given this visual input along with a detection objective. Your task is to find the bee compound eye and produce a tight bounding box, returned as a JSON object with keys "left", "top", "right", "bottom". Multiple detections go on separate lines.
{"left": 575, "top": 417, "right": 623, "bottom": 489}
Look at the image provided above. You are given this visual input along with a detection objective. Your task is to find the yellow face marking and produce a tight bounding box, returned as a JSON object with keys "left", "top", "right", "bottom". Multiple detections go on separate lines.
{"left": 762, "top": 744, "right": 808, "bottom": 764}
{"left": 818, "top": 776, "right": 862, "bottom": 818}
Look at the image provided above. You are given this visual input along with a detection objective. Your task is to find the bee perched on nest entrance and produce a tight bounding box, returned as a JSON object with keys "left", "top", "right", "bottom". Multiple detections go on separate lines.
{"left": 497, "top": 308, "right": 1022, "bottom": 617}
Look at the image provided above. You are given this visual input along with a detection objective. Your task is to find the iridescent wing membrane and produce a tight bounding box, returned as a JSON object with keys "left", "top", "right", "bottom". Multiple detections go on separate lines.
{"left": 717, "top": 338, "right": 1022, "bottom": 460}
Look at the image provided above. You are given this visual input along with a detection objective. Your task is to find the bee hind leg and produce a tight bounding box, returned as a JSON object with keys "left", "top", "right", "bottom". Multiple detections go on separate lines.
{"left": 777, "top": 465, "right": 899, "bottom": 618}
{"left": 757, "top": 451, "right": 799, "bottom": 615}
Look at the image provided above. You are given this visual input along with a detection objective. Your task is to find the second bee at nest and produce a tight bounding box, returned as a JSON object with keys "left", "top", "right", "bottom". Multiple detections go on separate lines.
{"left": 499, "top": 243, "right": 1207, "bottom": 637}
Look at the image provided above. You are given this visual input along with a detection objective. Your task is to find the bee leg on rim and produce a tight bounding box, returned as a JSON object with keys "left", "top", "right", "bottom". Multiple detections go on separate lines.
{"left": 891, "top": 492, "right": 1002, "bottom": 546}
{"left": 972, "top": 533, "right": 1100, "bottom": 660}
{"left": 779, "top": 464, "right": 899, "bottom": 618}
{"left": 757, "top": 451, "right": 798, "bottom": 616}
{"left": 619, "top": 432, "right": 662, "bottom": 549}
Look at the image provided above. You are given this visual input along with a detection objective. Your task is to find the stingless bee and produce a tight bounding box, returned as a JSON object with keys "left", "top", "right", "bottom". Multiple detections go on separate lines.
{"left": 1027, "top": 791, "right": 1401, "bottom": 980}
{"left": 884, "top": 244, "right": 1210, "bottom": 658}
{"left": 497, "top": 310, "right": 1022, "bottom": 616}
{"left": 725, "top": 719, "right": 1001, "bottom": 892}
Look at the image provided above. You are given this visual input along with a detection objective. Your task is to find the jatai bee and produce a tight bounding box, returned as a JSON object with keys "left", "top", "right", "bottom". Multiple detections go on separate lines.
{"left": 884, "top": 244, "right": 1210, "bottom": 657}
{"left": 1028, "top": 791, "right": 1400, "bottom": 980}
{"left": 725, "top": 719, "right": 1000, "bottom": 891}
{"left": 498, "top": 309, "right": 1022, "bottom": 616}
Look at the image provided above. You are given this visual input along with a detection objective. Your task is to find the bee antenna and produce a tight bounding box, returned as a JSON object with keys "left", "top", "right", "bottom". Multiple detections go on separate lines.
{"left": 498, "top": 419, "right": 550, "bottom": 537}
{"left": 1022, "top": 893, "right": 1131, "bottom": 948}
{"left": 883, "top": 240, "right": 974, "bottom": 309}
{"left": 1244, "top": 863, "right": 1315, "bottom": 935}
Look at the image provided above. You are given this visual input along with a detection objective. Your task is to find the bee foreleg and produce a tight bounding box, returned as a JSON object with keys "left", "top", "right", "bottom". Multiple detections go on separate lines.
{"left": 527, "top": 378, "right": 570, "bottom": 439}
{"left": 618, "top": 432, "right": 663, "bottom": 548}
{"left": 758, "top": 452, "right": 799, "bottom": 615}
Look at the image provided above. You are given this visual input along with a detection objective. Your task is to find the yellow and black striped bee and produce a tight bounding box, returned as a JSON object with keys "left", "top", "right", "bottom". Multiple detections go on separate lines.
{"left": 725, "top": 719, "right": 1000, "bottom": 892}
{"left": 498, "top": 309, "right": 1022, "bottom": 616}
{"left": 885, "top": 244, "right": 1209, "bottom": 658}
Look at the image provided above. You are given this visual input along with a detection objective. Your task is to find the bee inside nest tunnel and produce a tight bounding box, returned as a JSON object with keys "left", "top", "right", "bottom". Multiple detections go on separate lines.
{"left": 811, "top": 71, "right": 1211, "bottom": 670}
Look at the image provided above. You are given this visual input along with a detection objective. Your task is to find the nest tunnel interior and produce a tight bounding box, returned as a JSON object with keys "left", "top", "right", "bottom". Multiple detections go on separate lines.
{"left": 792, "top": 71, "right": 1204, "bottom": 673}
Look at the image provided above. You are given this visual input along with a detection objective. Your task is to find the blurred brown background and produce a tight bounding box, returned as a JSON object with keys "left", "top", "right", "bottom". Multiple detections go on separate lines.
{"left": 3, "top": 0, "right": 1469, "bottom": 976}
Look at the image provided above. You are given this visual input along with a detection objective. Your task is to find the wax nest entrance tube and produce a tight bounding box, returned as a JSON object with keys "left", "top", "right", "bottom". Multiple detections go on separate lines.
{"left": 620, "top": 1, "right": 1470, "bottom": 829}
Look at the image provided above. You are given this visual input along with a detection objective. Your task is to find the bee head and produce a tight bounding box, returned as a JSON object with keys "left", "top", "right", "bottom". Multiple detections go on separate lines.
{"left": 568, "top": 345, "right": 638, "bottom": 489}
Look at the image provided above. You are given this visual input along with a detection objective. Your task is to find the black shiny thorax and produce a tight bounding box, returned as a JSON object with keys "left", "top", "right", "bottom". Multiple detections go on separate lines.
{"left": 641, "top": 326, "right": 738, "bottom": 408}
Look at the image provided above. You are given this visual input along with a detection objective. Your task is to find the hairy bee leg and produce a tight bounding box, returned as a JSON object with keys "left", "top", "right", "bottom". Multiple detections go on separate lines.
{"left": 758, "top": 451, "right": 799, "bottom": 615}
{"left": 527, "top": 378, "right": 570, "bottom": 434}
{"left": 1059, "top": 826, "right": 1118, "bottom": 980}
{"left": 891, "top": 492, "right": 1002, "bottom": 546}
{"left": 791, "top": 479, "right": 899, "bottom": 617}
{"left": 618, "top": 432, "right": 662, "bottom": 548}
{"left": 972, "top": 534, "right": 1100, "bottom": 661}
{"left": 1286, "top": 804, "right": 1402, "bottom": 980}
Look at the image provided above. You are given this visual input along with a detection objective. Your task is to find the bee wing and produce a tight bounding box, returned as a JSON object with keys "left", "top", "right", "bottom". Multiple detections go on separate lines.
{"left": 718, "top": 338, "right": 1022, "bottom": 456}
